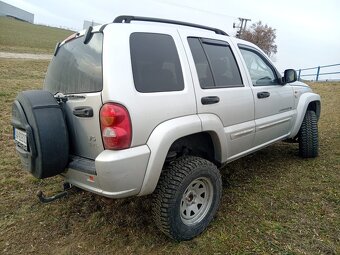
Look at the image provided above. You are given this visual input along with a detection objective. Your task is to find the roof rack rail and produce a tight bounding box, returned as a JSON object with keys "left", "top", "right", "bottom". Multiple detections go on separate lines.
{"left": 113, "top": 15, "right": 228, "bottom": 36}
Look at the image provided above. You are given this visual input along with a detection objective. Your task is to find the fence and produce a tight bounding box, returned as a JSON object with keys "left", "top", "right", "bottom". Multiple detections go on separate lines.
{"left": 297, "top": 63, "right": 340, "bottom": 81}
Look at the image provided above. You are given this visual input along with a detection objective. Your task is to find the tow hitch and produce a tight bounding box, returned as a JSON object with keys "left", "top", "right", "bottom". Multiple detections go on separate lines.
{"left": 37, "top": 182, "right": 72, "bottom": 203}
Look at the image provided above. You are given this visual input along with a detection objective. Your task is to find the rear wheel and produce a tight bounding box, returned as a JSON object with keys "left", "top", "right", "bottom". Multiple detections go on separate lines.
{"left": 298, "top": 110, "right": 318, "bottom": 158}
{"left": 152, "top": 156, "right": 222, "bottom": 241}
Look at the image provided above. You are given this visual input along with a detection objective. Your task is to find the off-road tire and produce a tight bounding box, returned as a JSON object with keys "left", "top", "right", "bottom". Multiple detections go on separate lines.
{"left": 298, "top": 110, "right": 318, "bottom": 158}
{"left": 152, "top": 156, "right": 222, "bottom": 241}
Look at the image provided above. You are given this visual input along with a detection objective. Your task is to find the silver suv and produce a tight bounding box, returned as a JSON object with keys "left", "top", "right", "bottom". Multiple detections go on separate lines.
{"left": 11, "top": 16, "right": 321, "bottom": 241}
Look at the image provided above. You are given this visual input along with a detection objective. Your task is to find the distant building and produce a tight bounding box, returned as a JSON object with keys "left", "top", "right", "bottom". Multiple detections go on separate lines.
{"left": 0, "top": 1, "right": 34, "bottom": 23}
{"left": 83, "top": 20, "right": 100, "bottom": 30}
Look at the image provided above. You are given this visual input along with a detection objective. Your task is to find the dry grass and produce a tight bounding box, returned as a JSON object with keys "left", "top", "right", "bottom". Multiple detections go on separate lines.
{"left": 0, "top": 59, "right": 339, "bottom": 254}
{"left": 0, "top": 17, "right": 73, "bottom": 54}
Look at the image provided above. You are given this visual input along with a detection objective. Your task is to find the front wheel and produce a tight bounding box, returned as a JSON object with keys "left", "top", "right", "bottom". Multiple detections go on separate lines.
{"left": 298, "top": 110, "right": 319, "bottom": 158}
{"left": 152, "top": 156, "right": 222, "bottom": 241}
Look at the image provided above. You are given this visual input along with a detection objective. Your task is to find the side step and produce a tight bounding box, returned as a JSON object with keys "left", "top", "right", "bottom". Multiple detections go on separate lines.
{"left": 37, "top": 182, "right": 72, "bottom": 203}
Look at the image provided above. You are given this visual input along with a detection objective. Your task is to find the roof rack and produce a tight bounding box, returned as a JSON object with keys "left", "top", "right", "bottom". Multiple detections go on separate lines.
{"left": 113, "top": 15, "right": 228, "bottom": 36}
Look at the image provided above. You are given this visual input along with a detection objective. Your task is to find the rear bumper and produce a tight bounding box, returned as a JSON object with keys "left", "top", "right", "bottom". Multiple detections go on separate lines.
{"left": 62, "top": 145, "right": 150, "bottom": 198}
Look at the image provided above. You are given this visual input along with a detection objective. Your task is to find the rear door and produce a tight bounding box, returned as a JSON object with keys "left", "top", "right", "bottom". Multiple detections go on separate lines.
{"left": 44, "top": 32, "right": 104, "bottom": 159}
{"left": 238, "top": 45, "right": 295, "bottom": 146}
{"left": 180, "top": 31, "right": 255, "bottom": 160}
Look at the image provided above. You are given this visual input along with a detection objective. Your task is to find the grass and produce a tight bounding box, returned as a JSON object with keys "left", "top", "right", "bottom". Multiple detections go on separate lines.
{"left": 0, "top": 17, "right": 73, "bottom": 54}
{"left": 0, "top": 58, "right": 339, "bottom": 254}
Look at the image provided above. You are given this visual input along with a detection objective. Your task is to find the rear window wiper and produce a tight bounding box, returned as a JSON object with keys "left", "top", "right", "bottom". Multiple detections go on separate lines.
{"left": 54, "top": 92, "right": 85, "bottom": 103}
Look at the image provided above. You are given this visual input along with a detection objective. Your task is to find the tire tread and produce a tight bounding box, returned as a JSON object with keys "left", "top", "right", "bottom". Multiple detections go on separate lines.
{"left": 299, "top": 110, "right": 318, "bottom": 158}
{"left": 152, "top": 156, "right": 221, "bottom": 240}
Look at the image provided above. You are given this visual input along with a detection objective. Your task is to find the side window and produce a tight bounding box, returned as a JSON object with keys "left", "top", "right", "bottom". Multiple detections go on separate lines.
{"left": 188, "top": 37, "right": 243, "bottom": 89}
{"left": 239, "top": 48, "right": 279, "bottom": 86}
{"left": 130, "top": 33, "right": 184, "bottom": 93}
{"left": 202, "top": 40, "right": 243, "bottom": 87}
{"left": 188, "top": 38, "right": 215, "bottom": 88}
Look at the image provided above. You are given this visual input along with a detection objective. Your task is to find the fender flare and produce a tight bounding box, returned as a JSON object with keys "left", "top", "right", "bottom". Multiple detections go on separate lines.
{"left": 138, "top": 114, "right": 227, "bottom": 196}
{"left": 289, "top": 92, "right": 321, "bottom": 138}
{"left": 138, "top": 115, "right": 202, "bottom": 196}
{"left": 198, "top": 113, "right": 228, "bottom": 162}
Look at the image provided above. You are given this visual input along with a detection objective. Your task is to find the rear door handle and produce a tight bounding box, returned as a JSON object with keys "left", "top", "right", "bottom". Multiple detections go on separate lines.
{"left": 257, "top": 91, "right": 270, "bottom": 99}
{"left": 201, "top": 96, "right": 220, "bottom": 105}
{"left": 73, "top": 106, "right": 93, "bottom": 117}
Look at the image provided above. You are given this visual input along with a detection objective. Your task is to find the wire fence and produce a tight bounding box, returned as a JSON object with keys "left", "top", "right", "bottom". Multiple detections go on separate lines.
{"left": 297, "top": 63, "right": 340, "bottom": 81}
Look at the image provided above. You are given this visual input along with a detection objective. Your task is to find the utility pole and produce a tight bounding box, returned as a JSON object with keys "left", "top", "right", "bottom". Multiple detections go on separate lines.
{"left": 233, "top": 17, "right": 251, "bottom": 38}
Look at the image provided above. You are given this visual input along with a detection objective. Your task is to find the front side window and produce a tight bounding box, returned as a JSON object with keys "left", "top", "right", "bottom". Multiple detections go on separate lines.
{"left": 130, "top": 33, "right": 184, "bottom": 93}
{"left": 188, "top": 37, "right": 243, "bottom": 89}
{"left": 239, "top": 48, "right": 279, "bottom": 86}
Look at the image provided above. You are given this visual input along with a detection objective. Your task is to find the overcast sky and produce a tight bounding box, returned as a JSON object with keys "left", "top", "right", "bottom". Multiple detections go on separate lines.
{"left": 2, "top": 0, "right": 340, "bottom": 77}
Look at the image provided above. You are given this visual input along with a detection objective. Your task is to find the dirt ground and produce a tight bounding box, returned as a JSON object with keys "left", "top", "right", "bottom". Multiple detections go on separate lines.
{"left": 0, "top": 51, "right": 52, "bottom": 60}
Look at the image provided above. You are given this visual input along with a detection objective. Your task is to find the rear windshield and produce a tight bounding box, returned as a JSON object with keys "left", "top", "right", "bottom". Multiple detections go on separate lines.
{"left": 44, "top": 33, "right": 103, "bottom": 94}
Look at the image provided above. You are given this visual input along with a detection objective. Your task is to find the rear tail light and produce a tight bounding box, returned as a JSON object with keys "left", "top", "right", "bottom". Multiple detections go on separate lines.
{"left": 99, "top": 103, "right": 132, "bottom": 150}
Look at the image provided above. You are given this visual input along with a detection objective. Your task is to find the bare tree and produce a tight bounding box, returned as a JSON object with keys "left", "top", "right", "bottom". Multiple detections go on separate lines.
{"left": 239, "top": 21, "right": 277, "bottom": 57}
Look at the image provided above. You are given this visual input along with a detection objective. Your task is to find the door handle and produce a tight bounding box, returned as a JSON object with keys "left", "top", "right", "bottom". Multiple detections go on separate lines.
{"left": 201, "top": 96, "right": 220, "bottom": 105}
{"left": 73, "top": 106, "right": 93, "bottom": 117}
{"left": 257, "top": 91, "right": 270, "bottom": 99}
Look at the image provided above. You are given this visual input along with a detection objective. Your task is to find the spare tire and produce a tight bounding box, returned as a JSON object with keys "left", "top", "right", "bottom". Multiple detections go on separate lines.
{"left": 11, "top": 90, "right": 69, "bottom": 179}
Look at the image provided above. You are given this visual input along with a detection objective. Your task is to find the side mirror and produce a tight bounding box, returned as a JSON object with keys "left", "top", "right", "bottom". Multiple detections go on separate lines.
{"left": 283, "top": 69, "right": 297, "bottom": 84}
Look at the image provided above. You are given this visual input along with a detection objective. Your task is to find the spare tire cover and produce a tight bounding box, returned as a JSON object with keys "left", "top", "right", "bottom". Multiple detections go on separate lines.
{"left": 11, "top": 90, "right": 69, "bottom": 179}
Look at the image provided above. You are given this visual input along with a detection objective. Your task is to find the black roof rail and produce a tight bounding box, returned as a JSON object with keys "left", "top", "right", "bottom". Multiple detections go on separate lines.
{"left": 113, "top": 15, "right": 228, "bottom": 36}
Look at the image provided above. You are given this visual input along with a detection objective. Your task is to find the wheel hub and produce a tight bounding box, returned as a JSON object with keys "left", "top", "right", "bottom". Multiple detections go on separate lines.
{"left": 185, "top": 191, "right": 196, "bottom": 204}
{"left": 180, "top": 177, "right": 213, "bottom": 225}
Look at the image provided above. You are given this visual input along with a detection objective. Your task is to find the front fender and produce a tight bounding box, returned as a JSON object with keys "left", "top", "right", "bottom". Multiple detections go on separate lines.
{"left": 289, "top": 92, "right": 321, "bottom": 138}
{"left": 138, "top": 115, "right": 202, "bottom": 196}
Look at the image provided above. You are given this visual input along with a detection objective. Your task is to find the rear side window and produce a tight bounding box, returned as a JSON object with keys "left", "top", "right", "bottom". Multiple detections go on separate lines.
{"left": 188, "top": 37, "right": 243, "bottom": 88}
{"left": 188, "top": 38, "right": 215, "bottom": 88}
{"left": 44, "top": 33, "right": 103, "bottom": 94}
{"left": 130, "top": 33, "right": 184, "bottom": 93}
